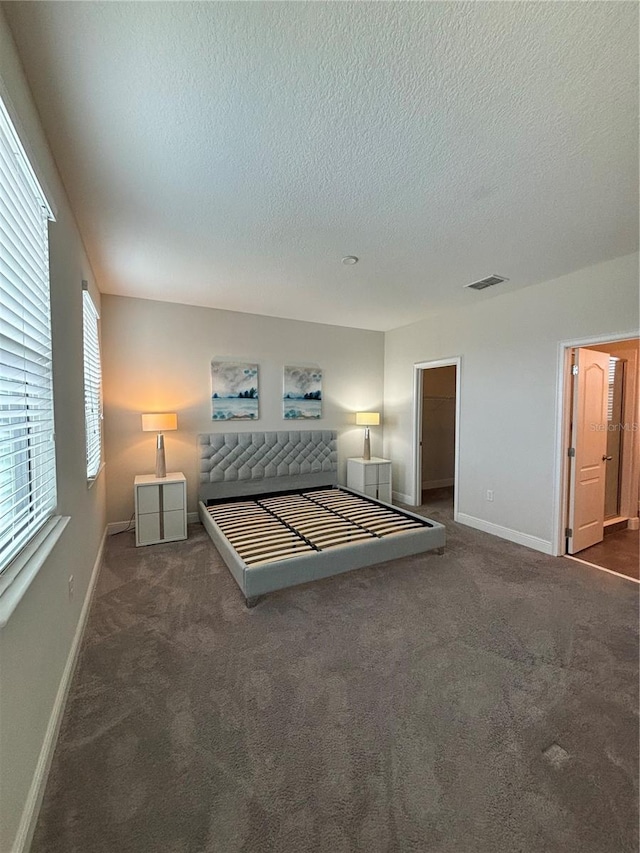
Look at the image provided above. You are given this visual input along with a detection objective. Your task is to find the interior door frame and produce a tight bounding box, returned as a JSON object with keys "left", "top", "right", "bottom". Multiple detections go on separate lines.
{"left": 553, "top": 329, "right": 640, "bottom": 556}
{"left": 412, "top": 357, "right": 461, "bottom": 519}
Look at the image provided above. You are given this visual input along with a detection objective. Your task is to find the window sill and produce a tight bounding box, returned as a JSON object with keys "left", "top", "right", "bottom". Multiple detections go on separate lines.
{"left": 87, "top": 461, "right": 106, "bottom": 489}
{"left": 0, "top": 516, "right": 70, "bottom": 629}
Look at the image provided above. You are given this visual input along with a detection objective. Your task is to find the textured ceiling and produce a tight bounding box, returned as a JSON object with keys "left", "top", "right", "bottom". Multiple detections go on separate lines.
{"left": 4, "top": 1, "right": 638, "bottom": 331}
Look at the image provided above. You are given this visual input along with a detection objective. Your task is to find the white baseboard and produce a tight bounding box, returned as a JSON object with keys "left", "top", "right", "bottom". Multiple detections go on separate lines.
{"left": 456, "top": 512, "right": 553, "bottom": 555}
{"left": 106, "top": 520, "right": 133, "bottom": 535}
{"left": 422, "top": 478, "right": 454, "bottom": 490}
{"left": 108, "top": 514, "right": 199, "bottom": 535}
{"left": 12, "top": 529, "right": 106, "bottom": 853}
{"left": 392, "top": 490, "right": 414, "bottom": 505}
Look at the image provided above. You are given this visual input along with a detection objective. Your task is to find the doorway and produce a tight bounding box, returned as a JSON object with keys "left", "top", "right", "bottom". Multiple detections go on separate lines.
{"left": 558, "top": 336, "right": 639, "bottom": 582}
{"left": 413, "top": 358, "right": 460, "bottom": 520}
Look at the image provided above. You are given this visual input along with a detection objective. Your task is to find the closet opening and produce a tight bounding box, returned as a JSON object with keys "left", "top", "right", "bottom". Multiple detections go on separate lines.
{"left": 413, "top": 358, "right": 460, "bottom": 521}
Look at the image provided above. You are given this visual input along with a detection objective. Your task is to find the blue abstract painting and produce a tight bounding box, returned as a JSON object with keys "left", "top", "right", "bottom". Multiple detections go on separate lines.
{"left": 211, "top": 361, "right": 259, "bottom": 420}
{"left": 283, "top": 365, "right": 322, "bottom": 419}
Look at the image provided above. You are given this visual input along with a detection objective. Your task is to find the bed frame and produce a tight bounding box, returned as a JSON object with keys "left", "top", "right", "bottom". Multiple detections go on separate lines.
{"left": 198, "top": 430, "right": 445, "bottom": 606}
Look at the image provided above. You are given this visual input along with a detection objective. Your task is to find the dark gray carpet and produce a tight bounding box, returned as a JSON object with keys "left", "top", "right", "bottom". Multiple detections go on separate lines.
{"left": 32, "top": 494, "right": 638, "bottom": 853}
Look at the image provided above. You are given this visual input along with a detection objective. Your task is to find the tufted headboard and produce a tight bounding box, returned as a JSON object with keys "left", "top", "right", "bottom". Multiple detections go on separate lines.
{"left": 198, "top": 430, "right": 338, "bottom": 502}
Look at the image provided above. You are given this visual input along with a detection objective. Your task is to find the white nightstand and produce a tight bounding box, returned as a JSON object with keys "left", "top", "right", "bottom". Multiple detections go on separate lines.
{"left": 134, "top": 472, "right": 187, "bottom": 546}
{"left": 346, "top": 457, "right": 392, "bottom": 503}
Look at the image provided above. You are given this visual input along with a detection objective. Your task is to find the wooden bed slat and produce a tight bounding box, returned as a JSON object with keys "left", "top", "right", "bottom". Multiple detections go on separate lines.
{"left": 281, "top": 518, "right": 339, "bottom": 528}
{"left": 290, "top": 520, "right": 360, "bottom": 535}
{"left": 242, "top": 541, "right": 315, "bottom": 561}
{"left": 244, "top": 547, "right": 316, "bottom": 567}
{"left": 367, "top": 521, "right": 423, "bottom": 534}
{"left": 209, "top": 510, "right": 277, "bottom": 523}
{"left": 214, "top": 521, "right": 284, "bottom": 536}
{"left": 207, "top": 505, "right": 263, "bottom": 518}
{"left": 210, "top": 516, "right": 274, "bottom": 529}
{"left": 212, "top": 510, "right": 278, "bottom": 521}
{"left": 236, "top": 540, "right": 313, "bottom": 559}
{"left": 270, "top": 511, "right": 331, "bottom": 522}
{"left": 308, "top": 531, "right": 374, "bottom": 548}
{"left": 227, "top": 530, "right": 302, "bottom": 547}
{"left": 305, "top": 492, "right": 428, "bottom": 536}
{"left": 325, "top": 507, "right": 397, "bottom": 520}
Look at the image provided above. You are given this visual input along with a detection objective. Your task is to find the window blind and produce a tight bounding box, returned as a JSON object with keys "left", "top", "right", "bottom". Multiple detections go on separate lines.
{"left": 606, "top": 357, "right": 618, "bottom": 423}
{"left": 82, "top": 287, "right": 102, "bottom": 478}
{"left": 0, "top": 96, "right": 56, "bottom": 574}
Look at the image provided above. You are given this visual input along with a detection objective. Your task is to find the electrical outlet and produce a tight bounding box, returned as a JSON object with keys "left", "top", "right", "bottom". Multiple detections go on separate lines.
{"left": 68, "top": 575, "right": 74, "bottom": 600}
{"left": 486, "top": 490, "right": 494, "bottom": 502}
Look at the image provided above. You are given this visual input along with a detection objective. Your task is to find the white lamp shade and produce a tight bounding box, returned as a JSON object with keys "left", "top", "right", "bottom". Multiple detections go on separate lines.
{"left": 355, "top": 412, "right": 380, "bottom": 426}
{"left": 141, "top": 413, "right": 178, "bottom": 432}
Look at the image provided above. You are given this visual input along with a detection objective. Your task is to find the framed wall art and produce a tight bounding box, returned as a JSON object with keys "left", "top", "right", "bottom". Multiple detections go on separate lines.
{"left": 283, "top": 365, "right": 322, "bottom": 419}
{"left": 211, "top": 361, "right": 259, "bottom": 420}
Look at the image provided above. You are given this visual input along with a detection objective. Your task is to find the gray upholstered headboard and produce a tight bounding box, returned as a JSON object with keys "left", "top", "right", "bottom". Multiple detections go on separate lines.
{"left": 198, "top": 430, "right": 338, "bottom": 502}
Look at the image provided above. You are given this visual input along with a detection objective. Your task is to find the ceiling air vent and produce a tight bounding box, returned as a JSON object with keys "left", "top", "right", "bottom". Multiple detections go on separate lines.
{"left": 464, "top": 274, "right": 509, "bottom": 291}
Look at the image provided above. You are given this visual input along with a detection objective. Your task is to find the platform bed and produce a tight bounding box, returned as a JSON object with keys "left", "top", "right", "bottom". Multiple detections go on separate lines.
{"left": 198, "top": 430, "right": 445, "bottom": 606}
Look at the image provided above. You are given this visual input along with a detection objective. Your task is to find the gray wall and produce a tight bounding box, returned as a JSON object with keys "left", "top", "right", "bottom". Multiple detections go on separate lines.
{"left": 384, "top": 251, "right": 639, "bottom": 552}
{"left": 0, "top": 10, "right": 107, "bottom": 852}
{"left": 101, "top": 295, "right": 385, "bottom": 523}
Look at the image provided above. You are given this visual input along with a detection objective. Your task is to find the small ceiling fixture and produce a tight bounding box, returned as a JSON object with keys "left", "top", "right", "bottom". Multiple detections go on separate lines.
{"left": 342, "top": 255, "right": 359, "bottom": 265}
{"left": 464, "top": 274, "right": 509, "bottom": 291}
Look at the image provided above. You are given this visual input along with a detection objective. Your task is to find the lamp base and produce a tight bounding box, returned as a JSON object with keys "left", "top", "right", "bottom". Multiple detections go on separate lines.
{"left": 155, "top": 433, "right": 167, "bottom": 478}
{"left": 363, "top": 427, "right": 371, "bottom": 461}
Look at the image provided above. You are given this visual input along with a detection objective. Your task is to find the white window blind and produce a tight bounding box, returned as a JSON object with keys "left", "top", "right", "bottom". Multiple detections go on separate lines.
{"left": 606, "top": 357, "right": 618, "bottom": 422}
{"left": 82, "top": 286, "right": 102, "bottom": 478}
{"left": 0, "top": 96, "right": 56, "bottom": 574}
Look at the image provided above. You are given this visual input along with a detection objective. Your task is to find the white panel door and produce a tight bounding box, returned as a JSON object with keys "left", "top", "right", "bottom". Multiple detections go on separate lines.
{"left": 568, "top": 348, "right": 609, "bottom": 554}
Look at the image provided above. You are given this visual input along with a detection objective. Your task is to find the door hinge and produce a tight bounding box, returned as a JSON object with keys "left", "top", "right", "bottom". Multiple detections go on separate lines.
{"left": 565, "top": 527, "right": 573, "bottom": 538}
{"left": 571, "top": 364, "right": 579, "bottom": 375}
{"left": 568, "top": 447, "right": 575, "bottom": 458}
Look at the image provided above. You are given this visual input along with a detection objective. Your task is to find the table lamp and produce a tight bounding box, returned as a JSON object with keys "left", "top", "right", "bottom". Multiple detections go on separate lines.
{"left": 355, "top": 412, "right": 380, "bottom": 461}
{"left": 141, "top": 412, "right": 177, "bottom": 478}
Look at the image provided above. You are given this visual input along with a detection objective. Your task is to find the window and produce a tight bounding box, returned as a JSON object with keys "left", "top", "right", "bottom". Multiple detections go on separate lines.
{"left": 82, "top": 285, "right": 102, "bottom": 479}
{"left": 0, "top": 96, "right": 56, "bottom": 575}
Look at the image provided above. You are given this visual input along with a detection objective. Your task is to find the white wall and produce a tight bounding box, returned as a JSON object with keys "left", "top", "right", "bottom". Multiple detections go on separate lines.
{"left": 0, "top": 11, "right": 107, "bottom": 853}
{"left": 384, "top": 252, "right": 639, "bottom": 552}
{"left": 101, "top": 295, "right": 384, "bottom": 524}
